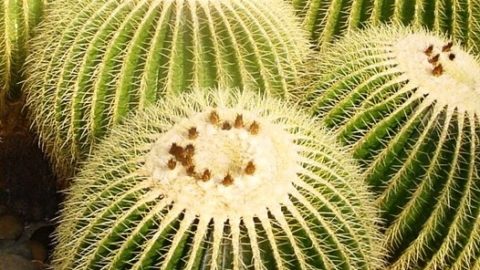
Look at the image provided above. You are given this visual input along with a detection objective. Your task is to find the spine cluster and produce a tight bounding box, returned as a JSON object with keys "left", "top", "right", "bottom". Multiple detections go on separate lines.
{"left": 305, "top": 25, "right": 480, "bottom": 270}
{"left": 53, "top": 89, "right": 383, "bottom": 270}
{"left": 24, "top": 0, "right": 310, "bottom": 179}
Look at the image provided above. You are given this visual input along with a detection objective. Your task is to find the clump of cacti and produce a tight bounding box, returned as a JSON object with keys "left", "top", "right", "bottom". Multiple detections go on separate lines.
{"left": 304, "top": 24, "right": 480, "bottom": 269}
{"left": 0, "top": 0, "right": 46, "bottom": 113}
{"left": 53, "top": 88, "right": 384, "bottom": 270}
{"left": 290, "top": 0, "right": 480, "bottom": 52}
{"left": 24, "top": 0, "right": 310, "bottom": 179}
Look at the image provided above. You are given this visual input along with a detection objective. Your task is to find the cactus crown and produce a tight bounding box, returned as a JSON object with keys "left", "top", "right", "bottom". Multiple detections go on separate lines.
{"left": 144, "top": 107, "right": 298, "bottom": 219}
{"left": 304, "top": 24, "right": 480, "bottom": 270}
{"left": 54, "top": 88, "right": 383, "bottom": 270}
{"left": 392, "top": 33, "right": 480, "bottom": 114}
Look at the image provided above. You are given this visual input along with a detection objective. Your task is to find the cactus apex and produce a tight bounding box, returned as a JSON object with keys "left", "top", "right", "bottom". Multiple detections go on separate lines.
{"left": 53, "top": 88, "right": 384, "bottom": 270}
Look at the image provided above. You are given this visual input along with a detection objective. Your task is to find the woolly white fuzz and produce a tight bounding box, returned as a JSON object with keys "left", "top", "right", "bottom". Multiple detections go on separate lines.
{"left": 144, "top": 108, "right": 298, "bottom": 219}
{"left": 394, "top": 33, "right": 480, "bottom": 115}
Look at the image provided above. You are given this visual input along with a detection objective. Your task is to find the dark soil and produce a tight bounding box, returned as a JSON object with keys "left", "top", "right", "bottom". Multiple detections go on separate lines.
{"left": 0, "top": 97, "right": 60, "bottom": 266}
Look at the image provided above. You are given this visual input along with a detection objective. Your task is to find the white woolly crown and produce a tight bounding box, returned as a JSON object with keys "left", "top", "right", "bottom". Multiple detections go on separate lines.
{"left": 393, "top": 33, "right": 480, "bottom": 115}
{"left": 143, "top": 107, "right": 298, "bottom": 219}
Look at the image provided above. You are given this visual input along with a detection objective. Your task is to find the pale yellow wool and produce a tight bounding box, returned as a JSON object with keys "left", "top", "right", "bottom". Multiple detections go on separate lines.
{"left": 143, "top": 108, "right": 298, "bottom": 219}
{"left": 394, "top": 33, "right": 480, "bottom": 115}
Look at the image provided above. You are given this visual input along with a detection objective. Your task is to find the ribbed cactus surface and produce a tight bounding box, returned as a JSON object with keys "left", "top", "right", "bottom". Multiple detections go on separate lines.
{"left": 290, "top": 0, "right": 480, "bottom": 52}
{"left": 53, "top": 88, "right": 383, "bottom": 270}
{"left": 304, "top": 25, "right": 480, "bottom": 270}
{"left": 24, "top": 0, "right": 309, "bottom": 178}
{"left": 0, "top": 0, "right": 45, "bottom": 112}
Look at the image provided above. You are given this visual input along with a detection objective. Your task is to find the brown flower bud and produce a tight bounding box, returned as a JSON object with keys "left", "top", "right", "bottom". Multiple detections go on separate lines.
{"left": 209, "top": 110, "right": 219, "bottom": 125}
{"left": 245, "top": 161, "right": 256, "bottom": 175}
{"left": 249, "top": 121, "right": 260, "bottom": 135}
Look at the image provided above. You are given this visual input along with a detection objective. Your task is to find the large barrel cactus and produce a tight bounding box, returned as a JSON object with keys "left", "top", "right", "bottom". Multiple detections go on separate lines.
{"left": 304, "top": 24, "right": 480, "bottom": 269}
{"left": 290, "top": 0, "right": 480, "bottom": 52}
{"left": 0, "top": 0, "right": 46, "bottom": 113}
{"left": 53, "top": 88, "right": 384, "bottom": 270}
{"left": 24, "top": 0, "right": 310, "bottom": 178}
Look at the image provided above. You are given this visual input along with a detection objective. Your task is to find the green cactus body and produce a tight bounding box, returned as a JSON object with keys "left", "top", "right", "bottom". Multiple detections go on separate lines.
{"left": 24, "top": 0, "right": 310, "bottom": 178}
{"left": 305, "top": 24, "right": 480, "bottom": 270}
{"left": 0, "top": 0, "right": 45, "bottom": 112}
{"left": 54, "top": 88, "right": 383, "bottom": 270}
{"left": 290, "top": 0, "right": 480, "bottom": 52}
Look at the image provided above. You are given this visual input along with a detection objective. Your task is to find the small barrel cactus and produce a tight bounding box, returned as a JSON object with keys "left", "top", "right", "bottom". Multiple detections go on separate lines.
{"left": 0, "top": 0, "right": 46, "bottom": 113}
{"left": 24, "top": 0, "right": 310, "bottom": 178}
{"left": 304, "top": 24, "right": 480, "bottom": 269}
{"left": 290, "top": 0, "right": 480, "bottom": 52}
{"left": 53, "top": 88, "right": 383, "bottom": 270}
